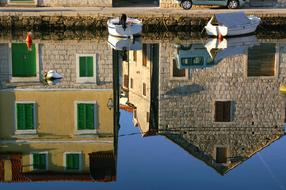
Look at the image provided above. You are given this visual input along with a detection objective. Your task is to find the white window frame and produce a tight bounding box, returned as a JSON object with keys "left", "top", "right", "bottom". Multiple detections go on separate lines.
{"left": 30, "top": 151, "right": 48, "bottom": 171}
{"left": 74, "top": 101, "right": 98, "bottom": 135}
{"left": 76, "top": 54, "right": 97, "bottom": 83}
{"left": 14, "top": 101, "right": 37, "bottom": 135}
{"left": 64, "top": 152, "right": 83, "bottom": 172}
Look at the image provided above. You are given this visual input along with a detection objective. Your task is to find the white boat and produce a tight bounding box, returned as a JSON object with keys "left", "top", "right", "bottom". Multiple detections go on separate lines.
{"left": 107, "top": 15, "right": 143, "bottom": 38}
{"left": 108, "top": 35, "right": 142, "bottom": 51}
{"left": 44, "top": 70, "right": 62, "bottom": 80}
{"left": 205, "top": 12, "right": 261, "bottom": 37}
{"left": 204, "top": 35, "right": 259, "bottom": 63}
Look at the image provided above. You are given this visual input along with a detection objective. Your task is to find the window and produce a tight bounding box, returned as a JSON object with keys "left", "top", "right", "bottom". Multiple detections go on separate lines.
{"left": 77, "top": 103, "right": 96, "bottom": 131}
{"left": 143, "top": 83, "right": 146, "bottom": 96}
{"left": 181, "top": 57, "right": 204, "bottom": 66}
{"left": 12, "top": 43, "right": 36, "bottom": 77}
{"left": 124, "top": 74, "right": 129, "bottom": 88}
{"left": 147, "top": 112, "right": 150, "bottom": 122}
{"left": 248, "top": 44, "right": 276, "bottom": 77}
{"left": 143, "top": 44, "right": 148, "bottom": 66}
{"left": 130, "top": 78, "right": 134, "bottom": 89}
{"left": 76, "top": 54, "right": 96, "bottom": 83}
{"left": 173, "top": 59, "right": 186, "bottom": 77}
{"left": 32, "top": 152, "right": 47, "bottom": 170}
{"left": 16, "top": 103, "right": 35, "bottom": 131}
{"left": 214, "top": 101, "right": 233, "bottom": 122}
{"left": 79, "top": 56, "right": 94, "bottom": 77}
{"left": 133, "top": 51, "right": 137, "bottom": 62}
{"left": 65, "top": 153, "right": 81, "bottom": 171}
{"left": 216, "top": 147, "right": 227, "bottom": 163}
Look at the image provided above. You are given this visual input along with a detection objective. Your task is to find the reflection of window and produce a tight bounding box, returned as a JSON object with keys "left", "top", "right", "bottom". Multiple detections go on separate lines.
{"left": 147, "top": 112, "right": 150, "bottom": 122}
{"left": 143, "top": 44, "right": 147, "bottom": 66}
{"left": 143, "top": 83, "right": 146, "bottom": 96}
{"left": 173, "top": 59, "right": 185, "bottom": 77}
{"left": 133, "top": 51, "right": 137, "bottom": 62}
{"left": 181, "top": 57, "right": 204, "bottom": 66}
{"left": 16, "top": 103, "right": 35, "bottom": 131}
{"left": 79, "top": 56, "right": 94, "bottom": 77}
{"left": 65, "top": 153, "right": 81, "bottom": 171}
{"left": 248, "top": 44, "right": 276, "bottom": 77}
{"left": 216, "top": 147, "right": 227, "bottom": 163}
{"left": 215, "top": 101, "right": 233, "bottom": 122}
{"left": 130, "top": 78, "right": 133, "bottom": 89}
{"left": 124, "top": 74, "right": 129, "bottom": 88}
{"left": 76, "top": 54, "right": 96, "bottom": 83}
{"left": 32, "top": 153, "right": 47, "bottom": 170}
{"left": 77, "top": 103, "right": 96, "bottom": 130}
{"left": 12, "top": 43, "right": 36, "bottom": 77}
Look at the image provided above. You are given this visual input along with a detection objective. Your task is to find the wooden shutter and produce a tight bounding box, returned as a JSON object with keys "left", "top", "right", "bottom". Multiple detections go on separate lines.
{"left": 86, "top": 104, "right": 95, "bottom": 130}
{"left": 215, "top": 102, "right": 224, "bottom": 122}
{"left": 124, "top": 75, "right": 129, "bottom": 88}
{"left": 12, "top": 43, "right": 36, "bottom": 77}
{"left": 133, "top": 51, "right": 137, "bottom": 62}
{"left": 216, "top": 147, "right": 227, "bottom": 163}
{"left": 223, "top": 101, "right": 231, "bottom": 122}
{"left": 173, "top": 59, "right": 185, "bottom": 77}
{"left": 143, "top": 83, "right": 146, "bottom": 96}
{"left": 79, "top": 56, "right": 93, "bottom": 77}
{"left": 17, "top": 104, "right": 34, "bottom": 130}
{"left": 77, "top": 104, "right": 86, "bottom": 130}
{"left": 17, "top": 104, "right": 26, "bottom": 130}
{"left": 143, "top": 44, "right": 147, "bottom": 66}
{"left": 33, "top": 153, "right": 46, "bottom": 170}
{"left": 25, "top": 104, "right": 34, "bottom": 130}
{"left": 215, "top": 101, "right": 231, "bottom": 122}
{"left": 67, "top": 154, "right": 79, "bottom": 170}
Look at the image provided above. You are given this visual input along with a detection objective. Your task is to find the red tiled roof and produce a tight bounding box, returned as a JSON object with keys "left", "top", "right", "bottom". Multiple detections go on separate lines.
{"left": 120, "top": 105, "right": 134, "bottom": 112}
{"left": 24, "top": 173, "right": 94, "bottom": 182}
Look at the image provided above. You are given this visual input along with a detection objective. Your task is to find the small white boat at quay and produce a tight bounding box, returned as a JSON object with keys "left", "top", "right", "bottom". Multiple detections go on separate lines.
{"left": 205, "top": 12, "right": 261, "bottom": 37}
{"left": 108, "top": 35, "right": 142, "bottom": 51}
{"left": 107, "top": 14, "right": 143, "bottom": 38}
{"left": 44, "top": 70, "right": 62, "bottom": 80}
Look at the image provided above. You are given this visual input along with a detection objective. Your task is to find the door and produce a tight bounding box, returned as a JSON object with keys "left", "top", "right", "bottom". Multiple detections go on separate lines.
{"left": 12, "top": 43, "right": 37, "bottom": 77}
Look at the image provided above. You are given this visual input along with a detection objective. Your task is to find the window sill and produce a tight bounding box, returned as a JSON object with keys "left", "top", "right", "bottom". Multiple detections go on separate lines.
{"left": 15, "top": 130, "right": 37, "bottom": 135}
{"left": 74, "top": 130, "right": 98, "bottom": 135}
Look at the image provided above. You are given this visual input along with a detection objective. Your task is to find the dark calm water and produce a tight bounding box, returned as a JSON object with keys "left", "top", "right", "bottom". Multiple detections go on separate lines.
{"left": 0, "top": 31, "right": 286, "bottom": 190}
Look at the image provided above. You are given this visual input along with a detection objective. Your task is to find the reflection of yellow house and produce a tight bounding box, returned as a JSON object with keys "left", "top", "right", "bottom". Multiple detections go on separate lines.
{"left": 0, "top": 89, "right": 115, "bottom": 182}
{"left": 122, "top": 44, "right": 159, "bottom": 135}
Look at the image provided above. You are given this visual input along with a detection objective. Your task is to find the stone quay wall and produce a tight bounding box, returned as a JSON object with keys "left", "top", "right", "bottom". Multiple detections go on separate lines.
{"left": 0, "top": 10, "right": 286, "bottom": 31}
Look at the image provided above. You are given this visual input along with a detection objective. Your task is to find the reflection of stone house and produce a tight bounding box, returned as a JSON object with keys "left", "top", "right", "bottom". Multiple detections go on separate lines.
{"left": 0, "top": 39, "right": 117, "bottom": 182}
{"left": 148, "top": 41, "right": 286, "bottom": 174}
{"left": 121, "top": 44, "right": 159, "bottom": 134}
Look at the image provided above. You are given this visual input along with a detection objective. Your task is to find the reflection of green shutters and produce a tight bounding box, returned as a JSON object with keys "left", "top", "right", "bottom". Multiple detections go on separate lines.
{"left": 33, "top": 153, "right": 47, "bottom": 170}
{"left": 17, "top": 103, "right": 34, "bottom": 130}
{"left": 12, "top": 43, "right": 36, "bottom": 77}
{"left": 77, "top": 104, "right": 95, "bottom": 130}
{"left": 66, "top": 153, "right": 80, "bottom": 170}
{"left": 79, "top": 56, "right": 93, "bottom": 77}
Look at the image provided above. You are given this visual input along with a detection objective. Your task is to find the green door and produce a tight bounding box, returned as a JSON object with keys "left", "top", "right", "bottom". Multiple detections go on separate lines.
{"left": 12, "top": 43, "right": 36, "bottom": 77}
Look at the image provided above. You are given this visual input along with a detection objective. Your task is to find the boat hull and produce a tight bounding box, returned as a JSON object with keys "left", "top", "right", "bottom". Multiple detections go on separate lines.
{"left": 108, "top": 18, "right": 143, "bottom": 38}
{"left": 205, "top": 16, "right": 261, "bottom": 37}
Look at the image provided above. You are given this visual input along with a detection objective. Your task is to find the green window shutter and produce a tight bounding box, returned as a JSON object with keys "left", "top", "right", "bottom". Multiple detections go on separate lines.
{"left": 77, "top": 104, "right": 86, "bottom": 130}
{"left": 12, "top": 43, "right": 36, "bottom": 77}
{"left": 77, "top": 104, "right": 95, "bottom": 130}
{"left": 17, "top": 104, "right": 26, "bottom": 130}
{"left": 33, "top": 153, "right": 46, "bottom": 170}
{"left": 86, "top": 104, "right": 94, "bottom": 129}
{"left": 66, "top": 154, "right": 80, "bottom": 170}
{"left": 79, "top": 56, "right": 93, "bottom": 77}
{"left": 17, "top": 103, "right": 34, "bottom": 130}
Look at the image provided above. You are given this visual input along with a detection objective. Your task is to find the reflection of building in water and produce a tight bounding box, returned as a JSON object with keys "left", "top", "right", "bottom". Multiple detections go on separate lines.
{"left": 121, "top": 43, "right": 159, "bottom": 134}
{"left": 0, "top": 40, "right": 118, "bottom": 182}
{"left": 132, "top": 40, "right": 286, "bottom": 174}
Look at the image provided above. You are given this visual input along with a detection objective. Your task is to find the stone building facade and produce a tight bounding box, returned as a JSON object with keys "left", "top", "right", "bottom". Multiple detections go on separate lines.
{"left": 156, "top": 40, "right": 286, "bottom": 174}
